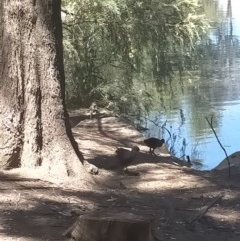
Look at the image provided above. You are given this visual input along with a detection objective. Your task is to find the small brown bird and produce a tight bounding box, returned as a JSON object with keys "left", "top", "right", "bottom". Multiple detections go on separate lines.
{"left": 116, "top": 145, "right": 140, "bottom": 171}
{"left": 144, "top": 137, "right": 165, "bottom": 155}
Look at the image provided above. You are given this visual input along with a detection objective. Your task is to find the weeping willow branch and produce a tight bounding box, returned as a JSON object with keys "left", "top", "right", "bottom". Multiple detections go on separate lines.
{"left": 205, "top": 116, "right": 231, "bottom": 178}
{"left": 139, "top": 116, "right": 172, "bottom": 139}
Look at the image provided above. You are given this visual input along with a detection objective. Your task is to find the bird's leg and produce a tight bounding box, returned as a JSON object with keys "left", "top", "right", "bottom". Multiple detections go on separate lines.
{"left": 122, "top": 167, "right": 128, "bottom": 175}
{"left": 152, "top": 148, "right": 157, "bottom": 156}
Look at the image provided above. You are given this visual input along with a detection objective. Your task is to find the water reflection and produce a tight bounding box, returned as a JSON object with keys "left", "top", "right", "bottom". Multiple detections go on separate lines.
{"left": 145, "top": 0, "right": 240, "bottom": 170}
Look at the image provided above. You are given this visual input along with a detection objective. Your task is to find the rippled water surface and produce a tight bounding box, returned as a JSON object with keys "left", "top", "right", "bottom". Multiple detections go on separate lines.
{"left": 145, "top": 0, "right": 240, "bottom": 170}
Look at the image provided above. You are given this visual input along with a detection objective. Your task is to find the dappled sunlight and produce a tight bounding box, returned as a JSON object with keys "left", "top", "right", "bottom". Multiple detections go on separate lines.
{"left": 2, "top": 0, "right": 240, "bottom": 240}
{"left": 59, "top": 116, "right": 240, "bottom": 240}
{"left": 121, "top": 163, "right": 213, "bottom": 192}
{"left": 1, "top": 113, "right": 239, "bottom": 241}
{"left": 1, "top": 162, "right": 240, "bottom": 241}
{"left": 1, "top": 109, "right": 240, "bottom": 240}
{"left": 209, "top": 209, "right": 240, "bottom": 222}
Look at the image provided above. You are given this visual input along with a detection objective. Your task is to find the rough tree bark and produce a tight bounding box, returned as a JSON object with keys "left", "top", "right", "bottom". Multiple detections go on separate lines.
{"left": 0, "top": 0, "right": 91, "bottom": 181}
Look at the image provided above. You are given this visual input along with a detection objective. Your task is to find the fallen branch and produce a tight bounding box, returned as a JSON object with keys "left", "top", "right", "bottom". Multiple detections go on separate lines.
{"left": 205, "top": 116, "right": 231, "bottom": 178}
{"left": 190, "top": 194, "right": 223, "bottom": 225}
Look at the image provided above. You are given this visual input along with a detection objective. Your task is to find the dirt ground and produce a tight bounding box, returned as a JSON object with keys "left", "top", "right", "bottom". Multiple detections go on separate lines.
{"left": 0, "top": 114, "right": 240, "bottom": 241}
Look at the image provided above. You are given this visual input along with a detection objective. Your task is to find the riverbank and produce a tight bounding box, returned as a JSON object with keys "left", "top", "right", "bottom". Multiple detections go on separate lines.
{"left": 0, "top": 114, "right": 240, "bottom": 240}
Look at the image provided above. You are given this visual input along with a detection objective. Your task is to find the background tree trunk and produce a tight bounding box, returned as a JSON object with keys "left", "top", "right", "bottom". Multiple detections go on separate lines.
{"left": 0, "top": 0, "right": 91, "bottom": 181}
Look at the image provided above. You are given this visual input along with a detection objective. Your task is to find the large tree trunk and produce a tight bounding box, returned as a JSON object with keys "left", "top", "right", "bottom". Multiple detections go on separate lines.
{"left": 0, "top": 0, "right": 91, "bottom": 181}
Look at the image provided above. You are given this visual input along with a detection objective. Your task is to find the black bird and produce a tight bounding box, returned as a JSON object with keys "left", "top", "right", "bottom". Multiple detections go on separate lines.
{"left": 186, "top": 155, "right": 191, "bottom": 164}
{"left": 116, "top": 146, "right": 140, "bottom": 171}
{"left": 144, "top": 137, "right": 165, "bottom": 155}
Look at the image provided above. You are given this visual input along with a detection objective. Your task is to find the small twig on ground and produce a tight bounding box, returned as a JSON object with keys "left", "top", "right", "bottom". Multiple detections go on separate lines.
{"left": 205, "top": 116, "right": 231, "bottom": 178}
{"left": 189, "top": 193, "right": 223, "bottom": 225}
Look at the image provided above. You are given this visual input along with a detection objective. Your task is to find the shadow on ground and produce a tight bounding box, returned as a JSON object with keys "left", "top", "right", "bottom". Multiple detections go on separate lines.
{"left": 1, "top": 116, "right": 240, "bottom": 240}
{"left": 0, "top": 169, "right": 240, "bottom": 241}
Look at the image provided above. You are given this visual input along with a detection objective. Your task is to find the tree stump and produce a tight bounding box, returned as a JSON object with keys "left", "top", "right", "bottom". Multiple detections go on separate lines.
{"left": 63, "top": 211, "right": 154, "bottom": 241}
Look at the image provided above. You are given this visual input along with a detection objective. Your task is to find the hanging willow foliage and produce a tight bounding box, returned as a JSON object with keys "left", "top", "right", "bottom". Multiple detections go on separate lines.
{"left": 62, "top": 0, "right": 210, "bottom": 117}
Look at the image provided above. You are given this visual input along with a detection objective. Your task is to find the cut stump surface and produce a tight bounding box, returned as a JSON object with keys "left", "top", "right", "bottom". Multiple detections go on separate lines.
{"left": 63, "top": 210, "right": 154, "bottom": 241}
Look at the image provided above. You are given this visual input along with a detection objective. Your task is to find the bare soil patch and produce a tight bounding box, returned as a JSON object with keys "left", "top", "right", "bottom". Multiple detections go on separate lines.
{"left": 0, "top": 114, "right": 240, "bottom": 240}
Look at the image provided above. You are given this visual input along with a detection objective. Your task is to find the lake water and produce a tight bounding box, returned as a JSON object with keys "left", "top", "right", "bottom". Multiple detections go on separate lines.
{"left": 144, "top": 0, "right": 240, "bottom": 170}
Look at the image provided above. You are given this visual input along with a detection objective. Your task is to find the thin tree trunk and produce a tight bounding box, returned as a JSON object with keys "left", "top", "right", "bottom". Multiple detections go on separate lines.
{"left": 0, "top": 0, "right": 91, "bottom": 181}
